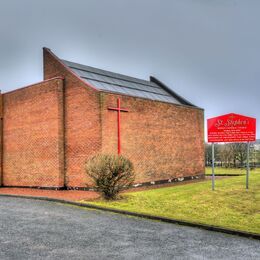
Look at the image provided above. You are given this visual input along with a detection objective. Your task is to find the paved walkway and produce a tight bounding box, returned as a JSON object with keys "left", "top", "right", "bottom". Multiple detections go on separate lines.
{"left": 0, "top": 197, "right": 259, "bottom": 260}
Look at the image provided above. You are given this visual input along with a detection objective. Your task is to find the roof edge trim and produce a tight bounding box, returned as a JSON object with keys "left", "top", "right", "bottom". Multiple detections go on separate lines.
{"left": 3, "top": 76, "right": 64, "bottom": 95}
{"left": 150, "top": 76, "right": 198, "bottom": 108}
{"left": 43, "top": 47, "right": 99, "bottom": 92}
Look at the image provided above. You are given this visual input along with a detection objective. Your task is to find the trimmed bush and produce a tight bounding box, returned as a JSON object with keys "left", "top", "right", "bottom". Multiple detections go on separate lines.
{"left": 86, "top": 154, "right": 135, "bottom": 200}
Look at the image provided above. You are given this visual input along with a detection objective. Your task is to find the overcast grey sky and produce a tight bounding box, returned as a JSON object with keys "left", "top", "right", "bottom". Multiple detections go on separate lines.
{"left": 0, "top": 0, "right": 259, "bottom": 139}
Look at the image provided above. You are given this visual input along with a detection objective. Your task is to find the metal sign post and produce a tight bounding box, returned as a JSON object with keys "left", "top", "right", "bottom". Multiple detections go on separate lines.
{"left": 212, "top": 143, "right": 215, "bottom": 191}
{"left": 246, "top": 142, "right": 250, "bottom": 189}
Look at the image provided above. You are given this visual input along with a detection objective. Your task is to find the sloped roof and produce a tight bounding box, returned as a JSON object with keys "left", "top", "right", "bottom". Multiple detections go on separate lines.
{"left": 61, "top": 59, "right": 195, "bottom": 106}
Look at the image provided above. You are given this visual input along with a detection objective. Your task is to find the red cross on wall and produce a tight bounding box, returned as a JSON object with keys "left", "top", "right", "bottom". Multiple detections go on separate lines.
{"left": 108, "top": 98, "right": 129, "bottom": 154}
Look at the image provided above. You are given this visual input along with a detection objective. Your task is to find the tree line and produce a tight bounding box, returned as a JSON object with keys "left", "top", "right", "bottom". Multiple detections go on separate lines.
{"left": 205, "top": 143, "right": 260, "bottom": 167}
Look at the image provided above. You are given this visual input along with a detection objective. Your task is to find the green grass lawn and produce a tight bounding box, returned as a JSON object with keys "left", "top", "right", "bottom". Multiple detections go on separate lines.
{"left": 205, "top": 166, "right": 248, "bottom": 175}
{"left": 83, "top": 168, "right": 260, "bottom": 234}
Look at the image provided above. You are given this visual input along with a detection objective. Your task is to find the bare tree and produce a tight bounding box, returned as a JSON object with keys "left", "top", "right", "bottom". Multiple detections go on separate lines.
{"left": 218, "top": 144, "right": 233, "bottom": 167}
{"left": 205, "top": 143, "right": 212, "bottom": 166}
{"left": 205, "top": 142, "right": 256, "bottom": 168}
{"left": 229, "top": 143, "right": 247, "bottom": 167}
{"left": 205, "top": 143, "right": 220, "bottom": 166}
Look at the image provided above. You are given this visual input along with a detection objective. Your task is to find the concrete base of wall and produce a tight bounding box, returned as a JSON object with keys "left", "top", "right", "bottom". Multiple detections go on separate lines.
{"left": 1, "top": 174, "right": 205, "bottom": 191}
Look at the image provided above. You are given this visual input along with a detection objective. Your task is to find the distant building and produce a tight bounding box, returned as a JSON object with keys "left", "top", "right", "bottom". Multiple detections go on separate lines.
{"left": 0, "top": 48, "right": 204, "bottom": 189}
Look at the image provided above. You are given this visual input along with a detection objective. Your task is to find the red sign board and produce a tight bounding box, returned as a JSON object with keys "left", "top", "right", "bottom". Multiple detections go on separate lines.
{"left": 207, "top": 113, "right": 256, "bottom": 143}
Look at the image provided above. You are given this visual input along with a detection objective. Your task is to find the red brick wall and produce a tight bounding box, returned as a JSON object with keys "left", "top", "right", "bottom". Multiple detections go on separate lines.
{"left": 43, "top": 48, "right": 102, "bottom": 187}
{"left": 2, "top": 78, "right": 65, "bottom": 187}
{"left": 101, "top": 93, "right": 204, "bottom": 184}
{"left": 44, "top": 48, "right": 204, "bottom": 187}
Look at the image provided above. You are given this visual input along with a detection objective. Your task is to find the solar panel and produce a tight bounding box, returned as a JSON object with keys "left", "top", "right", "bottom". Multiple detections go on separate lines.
{"left": 62, "top": 60, "right": 182, "bottom": 105}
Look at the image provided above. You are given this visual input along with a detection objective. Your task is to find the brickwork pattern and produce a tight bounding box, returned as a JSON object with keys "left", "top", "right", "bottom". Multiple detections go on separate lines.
{"left": 43, "top": 49, "right": 102, "bottom": 187}
{"left": 45, "top": 48, "right": 204, "bottom": 187}
{"left": 2, "top": 78, "right": 64, "bottom": 187}
{"left": 101, "top": 93, "right": 205, "bottom": 184}
{"left": 0, "top": 93, "right": 3, "bottom": 186}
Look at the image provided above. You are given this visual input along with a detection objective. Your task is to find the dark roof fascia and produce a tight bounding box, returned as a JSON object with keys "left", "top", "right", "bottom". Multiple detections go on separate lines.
{"left": 150, "top": 76, "right": 202, "bottom": 109}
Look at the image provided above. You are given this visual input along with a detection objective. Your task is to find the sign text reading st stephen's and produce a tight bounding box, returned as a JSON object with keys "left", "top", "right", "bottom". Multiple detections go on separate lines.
{"left": 207, "top": 113, "right": 256, "bottom": 143}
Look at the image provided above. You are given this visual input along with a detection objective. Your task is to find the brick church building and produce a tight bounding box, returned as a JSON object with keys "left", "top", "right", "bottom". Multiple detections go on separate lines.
{"left": 0, "top": 48, "right": 204, "bottom": 189}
